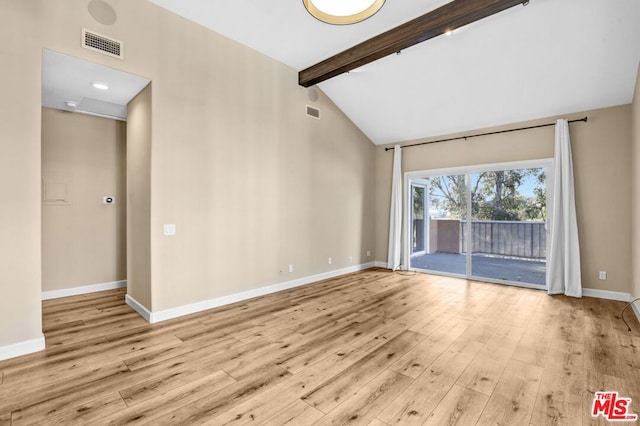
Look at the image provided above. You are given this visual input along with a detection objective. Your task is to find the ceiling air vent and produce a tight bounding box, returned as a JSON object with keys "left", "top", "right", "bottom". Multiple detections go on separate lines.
{"left": 306, "top": 105, "right": 320, "bottom": 120}
{"left": 82, "top": 28, "right": 123, "bottom": 59}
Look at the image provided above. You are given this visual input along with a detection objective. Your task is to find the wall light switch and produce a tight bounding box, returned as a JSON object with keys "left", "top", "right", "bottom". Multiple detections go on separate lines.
{"left": 163, "top": 224, "right": 176, "bottom": 236}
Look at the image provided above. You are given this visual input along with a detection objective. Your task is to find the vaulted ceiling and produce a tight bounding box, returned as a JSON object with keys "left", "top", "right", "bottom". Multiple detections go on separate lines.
{"left": 149, "top": 0, "right": 640, "bottom": 145}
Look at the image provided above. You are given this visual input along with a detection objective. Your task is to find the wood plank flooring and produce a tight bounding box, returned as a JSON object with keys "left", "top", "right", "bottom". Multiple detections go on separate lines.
{"left": 1, "top": 268, "right": 639, "bottom": 425}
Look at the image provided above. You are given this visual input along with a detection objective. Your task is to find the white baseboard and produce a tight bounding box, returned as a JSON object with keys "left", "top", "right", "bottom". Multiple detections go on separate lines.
{"left": 42, "top": 280, "right": 127, "bottom": 300}
{"left": 120, "top": 262, "right": 639, "bottom": 325}
{"left": 145, "top": 262, "right": 376, "bottom": 324}
{"left": 125, "top": 294, "right": 152, "bottom": 322}
{"left": 581, "top": 290, "right": 640, "bottom": 327}
{"left": 0, "top": 335, "right": 45, "bottom": 362}
{"left": 582, "top": 288, "right": 631, "bottom": 302}
{"left": 632, "top": 300, "right": 640, "bottom": 324}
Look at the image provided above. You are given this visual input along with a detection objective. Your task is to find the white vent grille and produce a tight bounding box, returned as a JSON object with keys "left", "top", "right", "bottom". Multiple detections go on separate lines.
{"left": 306, "top": 105, "right": 320, "bottom": 119}
{"left": 82, "top": 29, "right": 123, "bottom": 59}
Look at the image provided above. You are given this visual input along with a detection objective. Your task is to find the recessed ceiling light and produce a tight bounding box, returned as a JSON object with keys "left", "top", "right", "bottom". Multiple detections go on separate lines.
{"left": 303, "top": 0, "right": 385, "bottom": 25}
{"left": 92, "top": 82, "right": 109, "bottom": 90}
{"left": 65, "top": 101, "right": 78, "bottom": 108}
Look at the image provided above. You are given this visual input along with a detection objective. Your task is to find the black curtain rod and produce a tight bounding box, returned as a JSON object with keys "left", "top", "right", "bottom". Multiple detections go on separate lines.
{"left": 384, "top": 116, "right": 589, "bottom": 151}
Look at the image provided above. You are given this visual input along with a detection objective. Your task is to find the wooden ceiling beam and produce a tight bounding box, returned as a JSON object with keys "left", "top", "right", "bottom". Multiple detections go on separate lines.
{"left": 298, "top": 0, "right": 527, "bottom": 87}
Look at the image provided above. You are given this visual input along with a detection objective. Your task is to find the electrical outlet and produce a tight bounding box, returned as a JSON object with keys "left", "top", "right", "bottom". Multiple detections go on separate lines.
{"left": 349, "top": 256, "right": 353, "bottom": 264}
{"left": 598, "top": 271, "right": 607, "bottom": 280}
{"left": 328, "top": 257, "right": 332, "bottom": 265}
{"left": 163, "top": 224, "right": 176, "bottom": 236}
{"left": 366, "top": 250, "right": 371, "bottom": 257}
{"left": 288, "top": 264, "right": 294, "bottom": 273}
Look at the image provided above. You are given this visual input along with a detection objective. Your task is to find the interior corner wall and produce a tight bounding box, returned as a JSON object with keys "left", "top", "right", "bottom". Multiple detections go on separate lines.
{"left": 375, "top": 105, "right": 632, "bottom": 294}
{"left": 127, "top": 84, "right": 152, "bottom": 310}
{"left": 135, "top": 9, "right": 375, "bottom": 313}
{"left": 0, "top": 1, "right": 43, "bottom": 348}
{"left": 41, "top": 108, "right": 127, "bottom": 292}
{"left": 2, "top": 0, "right": 375, "bottom": 328}
{"left": 632, "top": 65, "right": 640, "bottom": 301}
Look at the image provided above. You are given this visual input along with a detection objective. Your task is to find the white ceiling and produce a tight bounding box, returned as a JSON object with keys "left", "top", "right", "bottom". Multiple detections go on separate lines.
{"left": 148, "top": 0, "right": 640, "bottom": 145}
{"left": 42, "top": 49, "right": 150, "bottom": 121}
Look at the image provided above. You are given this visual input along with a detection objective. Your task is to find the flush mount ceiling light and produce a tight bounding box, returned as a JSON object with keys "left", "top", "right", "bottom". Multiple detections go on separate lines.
{"left": 303, "top": 0, "right": 385, "bottom": 25}
{"left": 92, "top": 82, "right": 109, "bottom": 90}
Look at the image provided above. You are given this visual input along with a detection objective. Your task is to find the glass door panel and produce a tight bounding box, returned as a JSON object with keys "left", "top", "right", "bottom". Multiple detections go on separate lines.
{"left": 411, "top": 185, "right": 426, "bottom": 256}
{"left": 469, "top": 168, "right": 547, "bottom": 286}
{"left": 410, "top": 174, "right": 467, "bottom": 276}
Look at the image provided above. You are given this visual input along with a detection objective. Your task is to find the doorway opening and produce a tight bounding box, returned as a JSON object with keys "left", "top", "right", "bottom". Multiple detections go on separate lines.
{"left": 41, "top": 49, "right": 151, "bottom": 303}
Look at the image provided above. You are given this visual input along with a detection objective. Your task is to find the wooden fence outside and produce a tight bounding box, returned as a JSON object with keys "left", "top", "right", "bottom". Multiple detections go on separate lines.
{"left": 461, "top": 220, "right": 546, "bottom": 259}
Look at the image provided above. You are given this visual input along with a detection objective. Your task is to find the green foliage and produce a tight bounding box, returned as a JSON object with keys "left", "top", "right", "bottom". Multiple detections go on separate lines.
{"left": 427, "top": 168, "right": 546, "bottom": 221}
{"left": 429, "top": 175, "right": 467, "bottom": 218}
{"left": 412, "top": 186, "right": 425, "bottom": 219}
{"left": 523, "top": 171, "right": 546, "bottom": 220}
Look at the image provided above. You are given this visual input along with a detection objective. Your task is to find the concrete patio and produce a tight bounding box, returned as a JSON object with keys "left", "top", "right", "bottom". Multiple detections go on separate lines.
{"left": 410, "top": 252, "right": 546, "bottom": 286}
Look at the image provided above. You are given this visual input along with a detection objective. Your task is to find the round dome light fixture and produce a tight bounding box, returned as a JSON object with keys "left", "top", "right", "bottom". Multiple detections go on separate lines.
{"left": 302, "top": 0, "right": 386, "bottom": 25}
{"left": 88, "top": 0, "right": 117, "bottom": 26}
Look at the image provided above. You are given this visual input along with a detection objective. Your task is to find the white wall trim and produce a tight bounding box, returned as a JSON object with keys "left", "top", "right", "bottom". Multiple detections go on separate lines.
{"left": 121, "top": 262, "right": 639, "bottom": 326}
{"left": 632, "top": 299, "right": 640, "bottom": 324}
{"left": 42, "top": 280, "right": 127, "bottom": 300}
{"left": 143, "top": 262, "right": 376, "bottom": 324}
{"left": 125, "top": 294, "right": 152, "bottom": 322}
{"left": 0, "top": 335, "right": 45, "bottom": 362}
{"left": 582, "top": 288, "right": 631, "bottom": 302}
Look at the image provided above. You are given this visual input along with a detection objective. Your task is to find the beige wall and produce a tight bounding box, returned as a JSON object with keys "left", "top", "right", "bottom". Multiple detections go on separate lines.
{"left": 632, "top": 66, "right": 640, "bottom": 301}
{"left": 0, "top": 0, "right": 375, "bottom": 350}
{"left": 42, "top": 108, "right": 126, "bottom": 292}
{"left": 127, "top": 84, "right": 152, "bottom": 310}
{"left": 376, "top": 105, "right": 632, "bottom": 293}
{"left": 149, "top": 78, "right": 375, "bottom": 311}
{"left": 0, "top": 1, "right": 43, "bottom": 347}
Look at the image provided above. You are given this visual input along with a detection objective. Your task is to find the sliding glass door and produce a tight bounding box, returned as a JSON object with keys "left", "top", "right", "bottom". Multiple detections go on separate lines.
{"left": 468, "top": 168, "right": 547, "bottom": 285}
{"left": 410, "top": 173, "right": 467, "bottom": 276}
{"left": 408, "top": 161, "right": 550, "bottom": 288}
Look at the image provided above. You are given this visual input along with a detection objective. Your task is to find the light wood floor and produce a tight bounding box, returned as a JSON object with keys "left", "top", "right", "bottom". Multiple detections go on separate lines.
{"left": 1, "top": 269, "right": 639, "bottom": 425}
